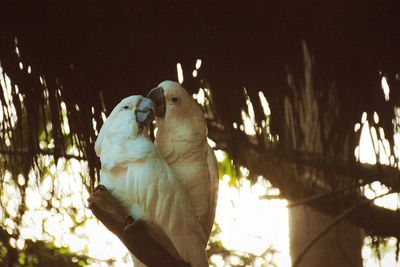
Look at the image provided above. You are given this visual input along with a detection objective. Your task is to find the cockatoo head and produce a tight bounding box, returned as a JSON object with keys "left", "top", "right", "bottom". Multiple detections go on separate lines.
{"left": 147, "top": 80, "right": 207, "bottom": 138}
{"left": 94, "top": 95, "right": 155, "bottom": 156}
{"left": 147, "top": 81, "right": 206, "bottom": 136}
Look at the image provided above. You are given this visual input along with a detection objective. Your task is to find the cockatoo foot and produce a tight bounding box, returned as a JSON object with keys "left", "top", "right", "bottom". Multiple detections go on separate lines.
{"left": 94, "top": 184, "right": 107, "bottom": 192}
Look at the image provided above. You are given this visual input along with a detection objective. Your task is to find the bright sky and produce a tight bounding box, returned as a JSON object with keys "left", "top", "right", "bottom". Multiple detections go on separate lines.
{"left": 214, "top": 175, "right": 290, "bottom": 267}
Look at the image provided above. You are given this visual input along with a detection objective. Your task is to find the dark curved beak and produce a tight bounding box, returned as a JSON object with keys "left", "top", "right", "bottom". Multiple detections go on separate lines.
{"left": 146, "top": 86, "right": 166, "bottom": 117}
{"left": 135, "top": 97, "right": 155, "bottom": 127}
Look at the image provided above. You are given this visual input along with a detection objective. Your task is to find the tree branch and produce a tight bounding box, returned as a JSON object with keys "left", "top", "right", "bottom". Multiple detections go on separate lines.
{"left": 208, "top": 125, "right": 400, "bottom": 238}
{"left": 87, "top": 186, "right": 190, "bottom": 267}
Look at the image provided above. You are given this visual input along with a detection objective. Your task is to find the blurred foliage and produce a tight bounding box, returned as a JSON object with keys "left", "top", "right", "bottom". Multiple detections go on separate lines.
{"left": 218, "top": 152, "right": 239, "bottom": 189}
{"left": 0, "top": 227, "right": 92, "bottom": 267}
{"left": 208, "top": 223, "right": 280, "bottom": 267}
{"left": 365, "top": 236, "right": 399, "bottom": 264}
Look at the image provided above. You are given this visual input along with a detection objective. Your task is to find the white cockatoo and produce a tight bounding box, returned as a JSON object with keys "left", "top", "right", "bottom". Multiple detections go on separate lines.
{"left": 94, "top": 95, "right": 208, "bottom": 267}
{"left": 147, "top": 81, "right": 219, "bottom": 239}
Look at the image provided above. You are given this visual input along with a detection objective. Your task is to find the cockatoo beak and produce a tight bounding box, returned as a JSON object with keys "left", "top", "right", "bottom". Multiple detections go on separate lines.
{"left": 146, "top": 86, "right": 166, "bottom": 117}
{"left": 135, "top": 97, "right": 155, "bottom": 127}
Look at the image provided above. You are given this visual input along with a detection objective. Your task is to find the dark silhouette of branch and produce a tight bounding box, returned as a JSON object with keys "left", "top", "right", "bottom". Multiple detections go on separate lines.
{"left": 291, "top": 191, "right": 393, "bottom": 267}
{"left": 286, "top": 191, "right": 334, "bottom": 208}
{"left": 208, "top": 125, "right": 400, "bottom": 238}
{"left": 87, "top": 186, "right": 190, "bottom": 267}
{"left": 285, "top": 181, "right": 375, "bottom": 208}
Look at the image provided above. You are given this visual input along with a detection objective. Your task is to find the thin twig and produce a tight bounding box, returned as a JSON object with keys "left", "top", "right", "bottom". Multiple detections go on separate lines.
{"left": 292, "top": 191, "right": 394, "bottom": 267}
{"left": 0, "top": 148, "right": 86, "bottom": 160}
{"left": 286, "top": 181, "right": 374, "bottom": 208}
{"left": 259, "top": 195, "right": 283, "bottom": 200}
{"left": 286, "top": 191, "right": 334, "bottom": 208}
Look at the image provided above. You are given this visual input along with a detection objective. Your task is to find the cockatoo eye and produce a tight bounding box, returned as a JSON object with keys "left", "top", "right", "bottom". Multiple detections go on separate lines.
{"left": 123, "top": 105, "right": 129, "bottom": 110}
{"left": 171, "top": 96, "right": 178, "bottom": 102}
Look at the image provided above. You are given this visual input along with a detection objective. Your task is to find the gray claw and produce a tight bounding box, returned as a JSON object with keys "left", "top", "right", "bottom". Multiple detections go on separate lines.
{"left": 94, "top": 184, "right": 107, "bottom": 192}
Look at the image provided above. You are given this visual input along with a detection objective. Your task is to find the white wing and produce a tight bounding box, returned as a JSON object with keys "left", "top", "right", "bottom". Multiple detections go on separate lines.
{"left": 126, "top": 156, "right": 208, "bottom": 267}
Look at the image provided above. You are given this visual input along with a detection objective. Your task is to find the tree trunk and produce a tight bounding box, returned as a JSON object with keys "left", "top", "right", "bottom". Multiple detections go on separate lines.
{"left": 289, "top": 205, "right": 363, "bottom": 267}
